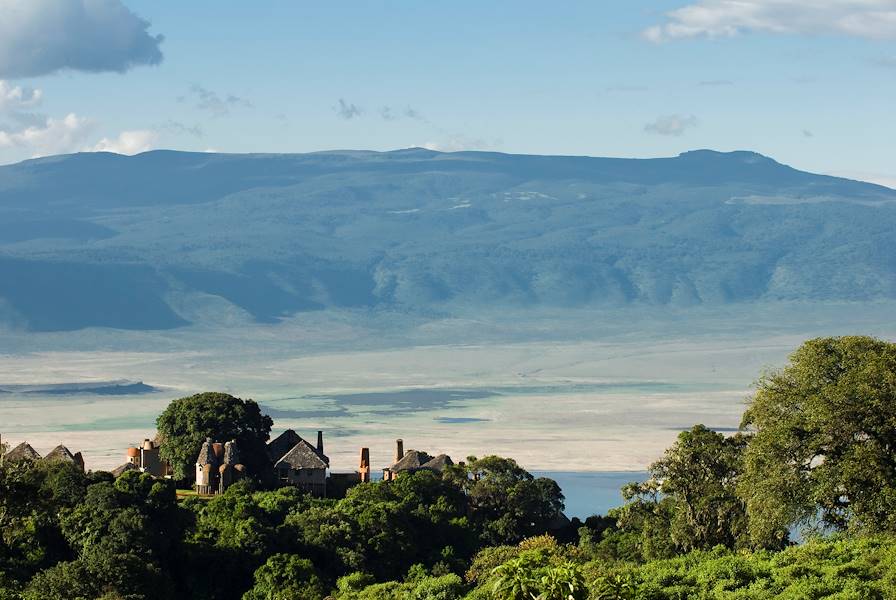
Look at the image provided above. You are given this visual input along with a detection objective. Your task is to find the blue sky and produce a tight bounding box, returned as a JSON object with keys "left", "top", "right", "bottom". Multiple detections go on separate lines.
{"left": 0, "top": 0, "right": 894, "bottom": 186}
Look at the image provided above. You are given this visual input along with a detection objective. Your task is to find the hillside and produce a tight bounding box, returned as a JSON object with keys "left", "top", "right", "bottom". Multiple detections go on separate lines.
{"left": 0, "top": 148, "right": 894, "bottom": 332}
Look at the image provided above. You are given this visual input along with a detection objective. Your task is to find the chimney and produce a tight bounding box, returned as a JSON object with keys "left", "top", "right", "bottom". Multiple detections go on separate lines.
{"left": 317, "top": 430, "right": 324, "bottom": 455}
{"left": 359, "top": 447, "right": 371, "bottom": 483}
{"left": 395, "top": 439, "right": 404, "bottom": 463}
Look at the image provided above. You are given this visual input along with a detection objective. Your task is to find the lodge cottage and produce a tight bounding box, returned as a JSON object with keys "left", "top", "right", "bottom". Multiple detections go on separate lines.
{"left": 0, "top": 437, "right": 85, "bottom": 472}
{"left": 195, "top": 438, "right": 246, "bottom": 495}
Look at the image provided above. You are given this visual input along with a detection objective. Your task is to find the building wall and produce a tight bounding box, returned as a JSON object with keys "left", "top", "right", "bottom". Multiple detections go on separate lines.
{"left": 279, "top": 467, "right": 327, "bottom": 497}
{"left": 141, "top": 447, "right": 167, "bottom": 477}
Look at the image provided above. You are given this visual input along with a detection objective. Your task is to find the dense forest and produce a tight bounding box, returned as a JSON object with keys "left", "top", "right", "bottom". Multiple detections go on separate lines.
{"left": 2, "top": 336, "right": 896, "bottom": 599}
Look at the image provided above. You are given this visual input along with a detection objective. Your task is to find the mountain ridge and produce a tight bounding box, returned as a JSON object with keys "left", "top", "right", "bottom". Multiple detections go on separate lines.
{"left": 1, "top": 148, "right": 894, "bottom": 331}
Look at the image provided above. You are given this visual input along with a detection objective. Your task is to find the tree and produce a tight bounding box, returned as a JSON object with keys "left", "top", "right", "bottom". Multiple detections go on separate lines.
{"left": 612, "top": 425, "right": 751, "bottom": 558}
{"left": 451, "top": 456, "right": 565, "bottom": 546}
{"left": 492, "top": 555, "right": 587, "bottom": 600}
{"left": 156, "top": 392, "right": 273, "bottom": 480}
{"left": 739, "top": 336, "right": 896, "bottom": 545}
{"left": 242, "top": 554, "right": 326, "bottom": 600}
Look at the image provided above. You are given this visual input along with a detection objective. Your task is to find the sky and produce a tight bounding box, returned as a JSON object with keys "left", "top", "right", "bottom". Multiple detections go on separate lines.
{"left": 0, "top": 0, "right": 894, "bottom": 187}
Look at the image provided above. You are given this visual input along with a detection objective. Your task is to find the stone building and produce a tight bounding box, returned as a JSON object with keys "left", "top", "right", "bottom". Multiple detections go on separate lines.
{"left": 383, "top": 439, "right": 453, "bottom": 481}
{"left": 195, "top": 438, "right": 245, "bottom": 495}
{"left": 124, "top": 438, "right": 171, "bottom": 477}
{"left": 267, "top": 429, "right": 329, "bottom": 497}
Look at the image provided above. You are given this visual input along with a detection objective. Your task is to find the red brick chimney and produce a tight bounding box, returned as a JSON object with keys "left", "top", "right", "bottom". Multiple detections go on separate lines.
{"left": 394, "top": 439, "right": 404, "bottom": 463}
{"left": 359, "top": 447, "right": 371, "bottom": 483}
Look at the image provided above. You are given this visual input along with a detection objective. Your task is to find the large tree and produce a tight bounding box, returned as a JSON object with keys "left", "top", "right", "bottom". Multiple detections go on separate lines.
{"left": 739, "top": 336, "right": 896, "bottom": 545}
{"left": 615, "top": 425, "right": 751, "bottom": 559}
{"left": 156, "top": 392, "right": 273, "bottom": 480}
{"left": 448, "top": 456, "right": 565, "bottom": 546}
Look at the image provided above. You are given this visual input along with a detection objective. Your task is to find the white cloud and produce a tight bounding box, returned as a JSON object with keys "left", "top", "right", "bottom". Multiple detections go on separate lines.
{"left": 644, "top": 0, "right": 896, "bottom": 42}
{"left": 0, "top": 113, "right": 94, "bottom": 157}
{"left": 0, "top": 0, "right": 163, "bottom": 78}
{"left": 0, "top": 83, "right": 157, "bottom": 161}
{"left": 89, "top": 130, "right": 158, "bottom": 155}
{"left": 644, "top": 114, "right": 698, "bottom": 136}
{"left": 0, "top": 80, "right": 42, "bottom": 111}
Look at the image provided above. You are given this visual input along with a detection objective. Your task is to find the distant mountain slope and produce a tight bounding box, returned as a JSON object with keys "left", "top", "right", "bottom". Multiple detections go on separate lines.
{"left": 0, "top": 148, "right": 894, "bottom": 332}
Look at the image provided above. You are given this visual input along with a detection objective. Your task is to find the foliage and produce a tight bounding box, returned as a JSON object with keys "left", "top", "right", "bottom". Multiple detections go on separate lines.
{"left": 242, "top": 554, "right": 326, "bottom": 600}
{"left": 601, "top": 535, "right": 896, "bottom": 599}
{"left": 492, "top": 554, "right": 588, "bottom": 600}
{"left": 289, "top": 469, "right": 473, "bottom": 580}
{"left": 448, "top": 455, "right": 565, "bottom": 546}
{"left": 740, "top": 336, "right": 896, "bottom": 545}
{"left": 332, "top": 572, "right": 464, "bottom": 600}
{"left": 614, "top": 425, "right": 753, "bottom": 559}
{"left": 156, "top": 392, "right": 273, "bottom": 480}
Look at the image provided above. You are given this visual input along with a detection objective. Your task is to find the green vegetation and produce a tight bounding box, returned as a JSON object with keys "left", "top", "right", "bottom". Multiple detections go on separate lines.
{"left": 2, "top": 336, "right": 896, "bottom": 599}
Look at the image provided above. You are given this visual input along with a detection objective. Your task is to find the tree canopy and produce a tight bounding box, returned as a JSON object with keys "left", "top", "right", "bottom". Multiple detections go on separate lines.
{"left": 739, "top": 336, "right": 896, "bottom": 545}
{"left": 156, "top": 392, "right": 273, "bottom": 480}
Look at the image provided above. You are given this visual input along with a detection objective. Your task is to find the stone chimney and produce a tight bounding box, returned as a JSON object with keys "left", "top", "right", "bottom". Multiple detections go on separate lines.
{"left": 359, "top": 447, "right": 371, "bottom": 483}
{"left": 317, "top": 430, "right": 324, "bottom": 456}
{"left": 394, "top": 439, "right": 404, "bottom": 463}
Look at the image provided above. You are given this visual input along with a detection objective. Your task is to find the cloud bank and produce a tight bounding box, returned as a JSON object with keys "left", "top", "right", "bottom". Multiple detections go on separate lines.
{"left": 0, "top": 80, "right": 158, "bottom": 160}
{"left": 90, "top": 130, "right": 158, "bottom": 155}
{"left": 0, "top": 113, "right": 94, "bottom": 156}
{"left": 644, "top": 0, "right": 896, "bottom": 42}
{"left": 0, "top": 0, "right": 163, "bottom": 78}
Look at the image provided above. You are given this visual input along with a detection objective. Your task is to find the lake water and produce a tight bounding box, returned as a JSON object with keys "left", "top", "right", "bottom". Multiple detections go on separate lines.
{"left": 538, "top": 471, "right": 649, "bottom": 518}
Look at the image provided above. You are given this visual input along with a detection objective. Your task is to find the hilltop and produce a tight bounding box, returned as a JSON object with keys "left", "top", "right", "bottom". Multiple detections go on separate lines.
{"left": 0, "top": 148, "right": 894, "bottom": 332}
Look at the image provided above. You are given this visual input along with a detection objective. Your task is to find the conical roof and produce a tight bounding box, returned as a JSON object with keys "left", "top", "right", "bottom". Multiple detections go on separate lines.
{"left": 43, "top": 445, "right": 76, "bottom": 464}
{"left": 223, "top": 440, "right": 240, "bottom": 465}
{"left": 4, "top": 442, "right": 42, "bottom": 462}
{"left": 196, "top": 438, "right": 218, "bottom": 466}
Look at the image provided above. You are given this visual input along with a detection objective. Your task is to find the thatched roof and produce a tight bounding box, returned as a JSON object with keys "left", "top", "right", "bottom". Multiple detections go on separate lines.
{"left": 391, "top": 449, "right": 432, "bottom": 472}
{"left": 421, "top": 454, "right": 454, "bottom": 472}
{"left": 268, "top": 429, "right": 329, "bottom": 466}
{"left": 196, "top": 438, "right": 218, "bottom": 467}
{"left": 111, "top": 462, "right": 138, "bottom": 477}
{"left": 267, "top": 429, "right": 302, "bottom": 461}
{"left": 275, "top": 440, "right": 327, "bottom": 470}
{"left": 4, "top": 442, "right": 41, "bottom": 462}
{"left": 43, "top": 445, "right": 76, "bottom": 464}
{"left": 223, "top": 440, "right": 240, "bottom": 465}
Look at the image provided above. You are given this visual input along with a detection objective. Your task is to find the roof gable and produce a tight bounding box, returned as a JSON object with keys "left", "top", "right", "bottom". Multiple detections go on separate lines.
{"left": 421, "top": 454, "right": 454, "bottom": 472}
{"left": 43, "top": 445, "right": 76, "bottom": 464}
{"left": 392, "top": 449, "right": 432, "bottom": 472}
{"left": 4, "top": 442, "right": 42, "bottom": 462}
{"left": 267, "top": 429, "right": 303, "bottom": 461}
{"left": 275, "top": 440, "right": 328, "bottom": 470}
